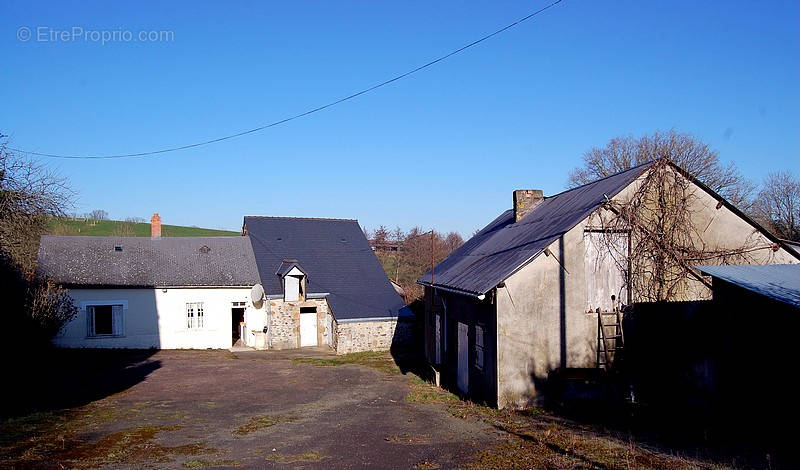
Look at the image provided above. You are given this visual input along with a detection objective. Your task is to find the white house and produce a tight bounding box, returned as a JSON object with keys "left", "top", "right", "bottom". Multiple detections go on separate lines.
{"left": 37, "top": 214, "right": 412, "bottom": 352}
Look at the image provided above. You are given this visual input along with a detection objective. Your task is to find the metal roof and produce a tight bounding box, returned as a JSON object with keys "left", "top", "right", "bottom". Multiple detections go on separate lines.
{"left": 244, "top": 216, "right": 409, "bottom": 320}
{"left": 417, "top": 163, "right": 651, "bottom": 295}
{"left": 696, "top": 264, "right": 800, "bottom": 308}
{"left": 37, "top": 236, "right": 260, "bottom": 287}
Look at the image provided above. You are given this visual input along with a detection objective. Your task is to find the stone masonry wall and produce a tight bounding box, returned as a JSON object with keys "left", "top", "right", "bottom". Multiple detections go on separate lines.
{"left": 334, "top": 318, "right": 413, "bottom": 354}
{"left": 268, "top": 298, "right": 331, "bottom": 349}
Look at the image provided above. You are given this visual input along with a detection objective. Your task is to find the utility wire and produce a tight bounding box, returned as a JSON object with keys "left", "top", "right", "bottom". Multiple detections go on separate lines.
{"left": 11, "top": 0, "right": 564, "bottom": 160}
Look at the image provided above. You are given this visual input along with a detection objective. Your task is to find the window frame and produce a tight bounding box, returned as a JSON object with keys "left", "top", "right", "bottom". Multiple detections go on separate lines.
{"left": 186, "top": 302, "right": 205, "bottom": 330}
{"left": 81, "top": 300, "right": 127, "bottom": 338}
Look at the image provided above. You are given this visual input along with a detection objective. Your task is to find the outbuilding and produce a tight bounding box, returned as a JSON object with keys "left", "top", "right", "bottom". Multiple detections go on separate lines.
{"left": 418, "top": 161, "right": 799, "bottom": 408}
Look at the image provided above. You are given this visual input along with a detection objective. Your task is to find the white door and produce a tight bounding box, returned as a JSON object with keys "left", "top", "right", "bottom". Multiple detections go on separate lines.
{"left": 299, "top": 312, "right": 317, "bottom": 347}
{"left": 457, "top": 322, "right": 469, "bottom": 394}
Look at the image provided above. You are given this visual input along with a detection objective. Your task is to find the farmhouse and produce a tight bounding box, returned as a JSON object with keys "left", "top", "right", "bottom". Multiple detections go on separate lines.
{"left": 418, "top": 161, "right": 799, "bottom": 408}
{"left": 37, "top": 214, "right": 410, "bottom": 353}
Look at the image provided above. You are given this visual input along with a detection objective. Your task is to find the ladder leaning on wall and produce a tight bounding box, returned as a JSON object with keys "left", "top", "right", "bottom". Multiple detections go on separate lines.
{"left": 596, "top": 294, "right": 625, "bottom": 369}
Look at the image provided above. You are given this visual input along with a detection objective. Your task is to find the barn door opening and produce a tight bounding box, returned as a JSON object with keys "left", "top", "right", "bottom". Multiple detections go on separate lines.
{"left": 584, "top": 231, "right": 629, "bottom": 312}
{"left": 457, "top": 322, "right": 469, "bottom": 394}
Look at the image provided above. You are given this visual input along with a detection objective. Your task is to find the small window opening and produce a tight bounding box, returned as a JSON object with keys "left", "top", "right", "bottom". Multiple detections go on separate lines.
{"left": 114, "top": 245, "right": 123, "bottom": 252}
{"left": 300, "top": 307, "right": 317, "bottom": 314}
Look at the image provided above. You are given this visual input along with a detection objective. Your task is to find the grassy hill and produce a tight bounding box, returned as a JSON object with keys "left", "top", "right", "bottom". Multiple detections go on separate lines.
{"left": 47, "top": 218, "right": 240, "bottom": 237}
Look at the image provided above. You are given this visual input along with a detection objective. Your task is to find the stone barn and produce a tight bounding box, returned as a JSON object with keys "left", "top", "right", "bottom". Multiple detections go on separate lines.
{"left": 418, "top": 161, "right": 800, "bottom": 408}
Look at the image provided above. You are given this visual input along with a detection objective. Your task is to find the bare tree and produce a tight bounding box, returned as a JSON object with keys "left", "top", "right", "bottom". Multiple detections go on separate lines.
{"left": 25, "top": 279, "right": 78, "bottom": 342}
{"left": 1, "top": 135, "right": 76, "bottom": 346}
{"left": 751, "top": 171, "right": 800, "bottom": 241}
{"left": 594, "top": 160, "right": 778, "bottom": 302}
{"left": 89, "top": 209, "right": 108, "bottom": 220}
{"left": 1, "top": 136, "right": 73, "bottom": 272}
{"left": 372, "top": 225, "right": 389, "bottom": 245}
{"left": 370, "top": 227, "right": 458, "bottom": 303}
{"left": 568, "top": 130, "right": 753, "bottom": 208}
{"left": 444, "top": 232, "right": 464, "bottom": 254}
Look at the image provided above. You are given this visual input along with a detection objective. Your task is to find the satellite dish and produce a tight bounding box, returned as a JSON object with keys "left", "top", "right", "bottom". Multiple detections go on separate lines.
{"left": 250, "top": 283, "right": 265, "bottom": 307}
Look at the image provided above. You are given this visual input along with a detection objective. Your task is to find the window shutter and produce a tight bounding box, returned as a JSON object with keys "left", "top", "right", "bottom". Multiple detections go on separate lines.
{"left": 112, "top": 305, "right": 123, "bottom": 336}
{"left": 87, "top": 306, "right": 94, "bottom": 336}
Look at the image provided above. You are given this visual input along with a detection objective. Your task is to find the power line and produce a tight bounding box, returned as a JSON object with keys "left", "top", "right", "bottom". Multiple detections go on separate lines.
{"left": 11, "top": 0, "right": 564, "bottom": 160}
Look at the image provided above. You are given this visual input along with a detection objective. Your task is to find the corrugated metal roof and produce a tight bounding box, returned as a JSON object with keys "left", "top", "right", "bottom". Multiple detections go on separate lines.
{"left": 37, "top": 236, "right": 260, "bottom": 287}
{"left": 781, "top": 239, "right": 800, "bottom": 257}
{"left": 417, "top": 163, "right": 651, "bottom": 295}
{"left": 244, "top": 216, "right": 409, "bottom": 320}
{"left": 696, "top": 264, "right": 800, "bottom": 308}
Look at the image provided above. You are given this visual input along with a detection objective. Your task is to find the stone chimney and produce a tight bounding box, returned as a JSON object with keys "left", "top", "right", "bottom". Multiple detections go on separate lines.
{"left": 513, "top": 190, "right": 544, "bottom": 223}
{"left": 151, "top": 213, "right": 162, "bottom": 238}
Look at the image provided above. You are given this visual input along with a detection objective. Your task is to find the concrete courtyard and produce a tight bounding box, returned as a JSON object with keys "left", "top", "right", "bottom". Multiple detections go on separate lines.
{"left": 1, "top": 348, "right": 782, "bottom": 469}
{"left": 2, "top": 349, "right": 495, "bottom": 469}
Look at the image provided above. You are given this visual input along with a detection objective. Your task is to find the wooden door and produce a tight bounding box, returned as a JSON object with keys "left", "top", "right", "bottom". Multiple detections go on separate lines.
{"left": 457, "top": 322, "right": 469, "bottom": 394}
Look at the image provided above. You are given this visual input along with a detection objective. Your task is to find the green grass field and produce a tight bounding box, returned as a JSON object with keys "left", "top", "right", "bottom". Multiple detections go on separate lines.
{"left": 47, "top": 218, "right": 239, "bottom": 237}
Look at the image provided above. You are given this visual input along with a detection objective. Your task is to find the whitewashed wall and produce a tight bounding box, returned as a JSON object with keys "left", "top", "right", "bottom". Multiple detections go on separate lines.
{"left": 55, "top": 287, "right": 252, "bottom": 349}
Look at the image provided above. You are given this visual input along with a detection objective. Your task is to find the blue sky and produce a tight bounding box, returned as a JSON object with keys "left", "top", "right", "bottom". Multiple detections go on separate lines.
{"left": 2, "top": 1, "right": 798, "bottom": 236}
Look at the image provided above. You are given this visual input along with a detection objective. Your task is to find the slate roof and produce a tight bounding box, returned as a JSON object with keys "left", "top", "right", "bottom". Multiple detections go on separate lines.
{"left": 244, "top": 216, "right": 409, "bottom": 321}
{"left": 418, "top": 163, "right": 652, "bottom": 296}
{"left": 37, "top": 236, "right": 260, "bottom": 287}
{"left": 696, "top": 264, "right": 800, "bottom": 308}
{"left": 276, "top": 259, "right": 305, "bottom": 278}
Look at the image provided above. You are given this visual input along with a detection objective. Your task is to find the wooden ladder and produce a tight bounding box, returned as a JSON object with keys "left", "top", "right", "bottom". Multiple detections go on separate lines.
{"left": 596, "top": 307, "right": 625, "bottom": 369}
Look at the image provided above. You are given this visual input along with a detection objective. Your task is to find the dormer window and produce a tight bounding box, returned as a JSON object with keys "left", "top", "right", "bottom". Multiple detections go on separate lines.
{"left": 277, "top": 259, "right": 307, "bottom": 302}
{"left": 283, "top": 267, "right": 306, "bottom": 301}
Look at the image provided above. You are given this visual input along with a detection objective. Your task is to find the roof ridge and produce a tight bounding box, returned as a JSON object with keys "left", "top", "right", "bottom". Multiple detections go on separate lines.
{"left": 244, "top": 215, "right": 358, "bottom": 222}
{"left": 40, "top": 235, "right": 246, "bottom": 241}
{"left": 541, "top": 160, "right": 653, "bottom": 201}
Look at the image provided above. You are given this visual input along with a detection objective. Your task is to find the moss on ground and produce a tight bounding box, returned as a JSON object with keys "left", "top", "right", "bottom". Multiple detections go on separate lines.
{"left": 266, "top": 451, "right": 324, "bottom": 463}
{"left": 232, "top": 415, "right": 296, "bottom": 436}
{"left": 404, "top": 376, "right": 460, "bottom": 405}
{"left": 183, "top": 458, "right": 243, "bottom": 468}
{"left": 290, "top": 351, "right": 401, "bottom": 375}
{"left": 454, "top": 404, "right": 725, "bottom": 470}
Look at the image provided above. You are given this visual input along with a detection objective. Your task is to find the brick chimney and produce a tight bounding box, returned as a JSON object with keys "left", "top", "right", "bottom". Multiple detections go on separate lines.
{"left": 513, "top": 190, "right": 544, "bottom": 223}
{"left": 151, "top": 213, "right": 162, "bottom": 238}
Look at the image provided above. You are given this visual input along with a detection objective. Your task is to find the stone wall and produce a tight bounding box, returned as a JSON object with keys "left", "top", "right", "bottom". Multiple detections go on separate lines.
{"left": 268, "top": 298, "right": 332, "bottom": 349}
{"left": 334, "top": 318, "right": 413, "bottom": 354}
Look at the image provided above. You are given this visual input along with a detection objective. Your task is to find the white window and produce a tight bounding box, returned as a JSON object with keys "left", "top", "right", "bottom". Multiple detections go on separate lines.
{"left": 475, "top": 324, "right": 485, "bottom": 371}
{"left": 87, "top": 304, "right": 124, "bottom": 337}
{"left": 187, "top": 302, "right": 204, "bottom": 329}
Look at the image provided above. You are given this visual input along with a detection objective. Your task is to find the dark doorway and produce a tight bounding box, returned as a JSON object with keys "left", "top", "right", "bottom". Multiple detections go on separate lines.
{"left": 232, "top": 307, "right": 245, "bottom": 345}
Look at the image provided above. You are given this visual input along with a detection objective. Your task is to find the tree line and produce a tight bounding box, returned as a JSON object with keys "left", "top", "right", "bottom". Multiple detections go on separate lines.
{"left": 366, "top": 226, "right": 463, "bottom": 304}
